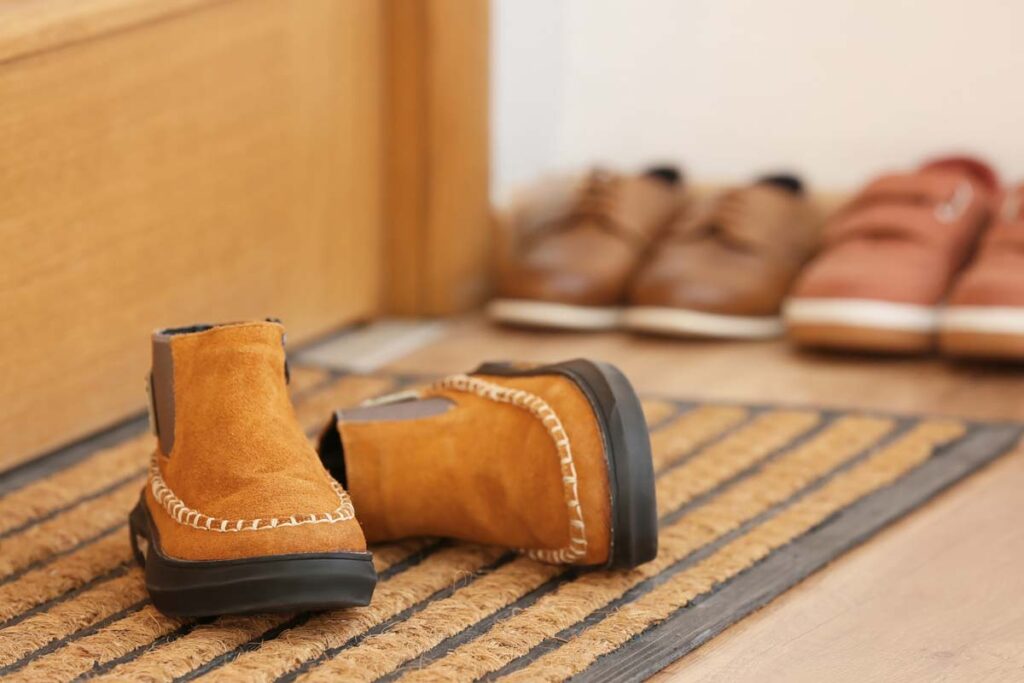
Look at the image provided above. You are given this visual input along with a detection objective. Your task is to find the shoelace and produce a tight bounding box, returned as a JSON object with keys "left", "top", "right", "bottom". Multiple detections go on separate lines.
{"left": 672, "top": 189, "right": 761, "bottom": 250}
{"left": 566, "top": 169, "right": 622, "bottom": 227}
{"left": 521, "top": 169, "right": 632, "bottom": 248}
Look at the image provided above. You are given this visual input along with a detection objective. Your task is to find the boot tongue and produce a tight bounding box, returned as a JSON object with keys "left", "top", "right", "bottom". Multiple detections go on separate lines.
{"left": 150, "top": 321, "right": 290, "bottom": 458}
{"left": 153, "top": 320, "right": 342, "bottom": 520}
{"left": 157, "top": 320, "right": 289, "bottom": 382}
{"left": 157, "top": 320, "right": 284, "bottom": 339}
{"left": 157, "top": 323, "right": 216, "bottom": 336}
{"left": 920, "top": 155, "right": 999, "bottom": 191}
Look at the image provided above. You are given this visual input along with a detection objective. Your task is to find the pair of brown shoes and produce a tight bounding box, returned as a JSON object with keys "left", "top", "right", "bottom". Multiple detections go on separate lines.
{"left": 489, "top": 167, "right": 822, "bottom": 339}
{"left": 132, "top": 321, "right": 656, "bottom": 617}
{"left": 786, "top": 156, "right": 1024, "bottom": 359}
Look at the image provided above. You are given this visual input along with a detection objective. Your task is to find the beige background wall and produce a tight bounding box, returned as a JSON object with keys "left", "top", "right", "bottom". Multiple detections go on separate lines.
{"left": 493, "top": 0, "right": 1024, "bottom": 196}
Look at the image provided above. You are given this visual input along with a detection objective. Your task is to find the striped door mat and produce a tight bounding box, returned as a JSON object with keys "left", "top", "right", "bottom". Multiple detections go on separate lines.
{"left": 0, "top": 366, "right": 1020, "bottom": 682}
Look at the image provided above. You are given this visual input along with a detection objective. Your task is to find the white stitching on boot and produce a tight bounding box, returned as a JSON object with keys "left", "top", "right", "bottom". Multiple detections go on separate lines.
{"left": 432, "top": 374, "right": 589, "bottom": 564}
{"left": 149, "top": 457, "right": 356, "bottom": 532}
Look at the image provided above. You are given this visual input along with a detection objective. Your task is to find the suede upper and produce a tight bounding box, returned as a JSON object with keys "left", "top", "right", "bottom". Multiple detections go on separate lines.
{"left": 948, "top": 185, "right": 1024, "bottom": 307}
{"left": 331, "top": 371, "right": 614, "bottom": 566}
{"left": 145, "top": 321, "right": 367, "bottom": 561}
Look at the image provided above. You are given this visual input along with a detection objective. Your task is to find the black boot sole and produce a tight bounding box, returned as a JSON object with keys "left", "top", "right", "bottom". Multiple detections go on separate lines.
{"left": 473, "top": 359, "right": 658, "bottom": 569}
{"left": 129, "top": 497, "right": 377, "bottom": 617}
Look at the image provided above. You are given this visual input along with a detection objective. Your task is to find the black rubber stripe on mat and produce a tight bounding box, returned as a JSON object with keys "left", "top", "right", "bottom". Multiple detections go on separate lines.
{"left": 0, "top": 521, "right": 125, "bottom": 586}
{"left": 657, "top": 411, "right": 848, "bottom": 526}
{"left": 178, "top": 613, "right": 309, "bottom": 682}
{"left": 0, "top": 467, "right": 147, "bottom": 541}
{"left": 653, "top": 406, "right": 765, "bottom": 475}
{"left": 4, "top": 371, "right": 1020, "bottom": 683}
{"left": 5, "top": 535, "right": 447, "bottom": 676}
{"left": 485, "top": 418, "right": 920, "bottom": 681}
{"left": 176, "top": 540, "right": 458, "bottom": 681}
{"left": 571, "top": 423, "right": 1023, "bottom": 683}
{"left": 67, "top": 540, "right": 453, "bottom": 681}
{"left": 0, "top": 599, "right": 149, "bottom": 676}
{"left": 378, "top": 412, "right": 839, "bottom": 682}
{"left": 277, "top": 552, "right": 518, "bottom": 683}
{"left": 0, "top": 417, "right": 149, "bottom": 498}
{"left": 83, "top": 616, "right": 213, "bottom": 680}
{"left": 643, "top": 400, "right": 691, "bottom": 432}
{"left": 0, "top": 563, "right": 132, "bottom": 630}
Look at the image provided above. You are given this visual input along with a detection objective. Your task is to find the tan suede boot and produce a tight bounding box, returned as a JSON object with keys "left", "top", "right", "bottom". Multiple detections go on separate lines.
{"left": 130, "top": 321, "right": 375, "bottom": 617}
{"left": 318, "top": 360, "right": 657, "bottom": 569}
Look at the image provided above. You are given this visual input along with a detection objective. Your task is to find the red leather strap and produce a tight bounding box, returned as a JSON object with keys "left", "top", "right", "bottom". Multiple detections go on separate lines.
{"left": 985, "top": 190, "right": 1024, "bottom": 250}
{"left": 827, "top": 204, "right": 947, "bottom": 249}
{"left": 827, "top": 173, "right": 977, "bottom": 249}
{"left": 850, "top": 173, "right": 963, "bottom": 208}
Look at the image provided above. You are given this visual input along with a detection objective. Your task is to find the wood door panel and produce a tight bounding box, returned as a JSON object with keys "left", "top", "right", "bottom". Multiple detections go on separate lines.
{"left": 383, "top": 0, "right": 491, "bottom": 314}
{"left": 0, "top": 0, "right": 383, "bottom": 470}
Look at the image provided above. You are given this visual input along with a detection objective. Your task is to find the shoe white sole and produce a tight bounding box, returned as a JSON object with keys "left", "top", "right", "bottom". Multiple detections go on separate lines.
{"left": 940, "top": 306, "right": 1024, "bottom": 360}
{"left": 487, "top": 299, "right": 621, "bottom": 331}
{"left": 784, "top": 298, "right": 939, "bottom": 353}
{"left": 941, "top": 306, "right": 1024, "bottom": 335}
{"left": 623, "top": 306, "right": 784, "bottom": 339}
{"left": 784, "top": 298, "right": 939, "bottom": 331}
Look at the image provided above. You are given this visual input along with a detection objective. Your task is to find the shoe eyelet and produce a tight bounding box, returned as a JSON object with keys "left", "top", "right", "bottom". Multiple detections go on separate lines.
{"left": 934, "top": 180, "right": 973, "bottom": 224}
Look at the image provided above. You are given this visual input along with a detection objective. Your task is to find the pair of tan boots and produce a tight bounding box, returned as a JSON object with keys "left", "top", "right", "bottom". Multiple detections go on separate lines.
{"left": 133, "top": 321, "right": 657, "bottom": 617}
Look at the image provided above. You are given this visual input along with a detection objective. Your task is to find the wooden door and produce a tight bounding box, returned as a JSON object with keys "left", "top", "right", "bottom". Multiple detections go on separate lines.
{"left": 0, "top": 0, "right": 490, "bottom": 471}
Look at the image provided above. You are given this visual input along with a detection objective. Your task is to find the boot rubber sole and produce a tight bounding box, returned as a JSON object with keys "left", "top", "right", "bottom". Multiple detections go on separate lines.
{"left": 473, "top": 359, "right": 657, "bottom": 569}
{"left": 129, "top": 498, "right": 377, "bottom": 617}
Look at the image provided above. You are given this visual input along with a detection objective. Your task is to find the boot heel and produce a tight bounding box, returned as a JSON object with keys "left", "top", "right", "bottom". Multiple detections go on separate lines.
{"left": 128, "top": 497, "right": 149, "bottom": 568}
{"left": 472, "top": 359, "right": 658, "bottom": 569}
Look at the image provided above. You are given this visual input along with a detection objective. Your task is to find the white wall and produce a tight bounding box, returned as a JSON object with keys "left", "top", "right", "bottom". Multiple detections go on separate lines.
{"left": 492, "top": 0, "right": 1024, "bottom": 198}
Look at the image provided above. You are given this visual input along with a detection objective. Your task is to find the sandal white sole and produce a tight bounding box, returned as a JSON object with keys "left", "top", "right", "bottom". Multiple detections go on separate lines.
{"left": 940, "top": 306, "right": 1024, "bottom": 360}
{"left": 784, "top": 298, "right": 939, "bottom": 353}
{"left": 784, "top": 298, "right": 939, "bottom": 331}
{"left": 941, "top": 306, "right": 1024, "bottom": 335}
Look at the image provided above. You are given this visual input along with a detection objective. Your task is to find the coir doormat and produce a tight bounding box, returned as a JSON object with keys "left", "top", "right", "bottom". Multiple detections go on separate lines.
{"left": 0, "top": 366, "right": 1020, "bottom": 682}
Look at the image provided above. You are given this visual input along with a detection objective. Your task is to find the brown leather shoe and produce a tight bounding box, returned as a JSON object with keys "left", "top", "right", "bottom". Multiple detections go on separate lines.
{"left": 130, "top": 321, "right": 376, "bottom": 617}
{"left": 785, "top": 157, "right": 999, "bottom": 353}
{"left": 624, "top": 175, "right": 821, "bottom": 338}
{"left": 941, "top": 185, "right": 1024, "bottom": 359}
{"left": 318, "top": 360, "right": 657, "bottom": 569}
{"left": 488, "top": 168, "right": 683, "bottom": 330}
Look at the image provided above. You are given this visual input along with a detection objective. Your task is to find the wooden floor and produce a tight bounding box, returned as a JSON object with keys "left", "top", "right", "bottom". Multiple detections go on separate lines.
{"left": 381, "top": 316, "right": 1024, "bottom": 682}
